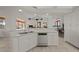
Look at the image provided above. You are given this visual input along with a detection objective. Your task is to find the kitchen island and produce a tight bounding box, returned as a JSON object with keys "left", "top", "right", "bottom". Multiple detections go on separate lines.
{"left": 10, "top": 31, "right": 37, "bottom": 52}
{"left": 10, "top": 28, "right": 58, "bottom": 52}
{"left": 28, "top": 28, "right": 59, "bottom": 46}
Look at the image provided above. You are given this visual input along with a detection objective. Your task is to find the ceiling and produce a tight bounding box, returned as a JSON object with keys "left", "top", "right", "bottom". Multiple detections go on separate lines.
{"left": 0, "top": 6, "right": 77, "bottom": 15}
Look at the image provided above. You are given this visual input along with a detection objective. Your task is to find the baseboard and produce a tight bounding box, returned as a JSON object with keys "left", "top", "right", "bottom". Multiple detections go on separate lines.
{"left": 26, "top": 45, "right": 37, "bottom": 52}
{"left": 65, "top": 41, "right": 79, "bottom": 49}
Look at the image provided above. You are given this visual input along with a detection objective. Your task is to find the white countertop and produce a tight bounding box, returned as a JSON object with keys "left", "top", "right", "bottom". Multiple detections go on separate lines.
{"left": 9, "top": 28, "right": 58, "bottom": 37}
{"left": 28, "top": 28, "right": 58, "bottom": 33}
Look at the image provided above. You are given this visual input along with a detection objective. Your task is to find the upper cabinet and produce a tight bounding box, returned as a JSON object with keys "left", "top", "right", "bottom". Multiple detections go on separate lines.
{"left": 28, "top": 17, "right": 48, "bottom": 28}
{"left": 0, "top": 16, "right": 6, "bottom": 29}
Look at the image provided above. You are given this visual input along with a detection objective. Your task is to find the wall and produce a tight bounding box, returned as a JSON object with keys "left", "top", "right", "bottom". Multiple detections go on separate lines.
{"left": 0, "top": 7, "right": 32, "bottom": 30}
{"left": 64, "top": 7, "right": 79, "bottom": 48}
{"left": 0, "top": 7, "right": 63, "bottom": 30}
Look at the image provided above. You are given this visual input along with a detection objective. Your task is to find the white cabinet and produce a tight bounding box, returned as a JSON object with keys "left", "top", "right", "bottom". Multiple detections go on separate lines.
{"left": 18, "top": 33, "right": 37, "bottom": 52}
{"left": 11, "top": 33, "right": 37, "bottom": 52}
{"left": 64, "top": 11, "right": 79, "bottom": 48}
{"left": 26, "top": 33, "right": 37, "bottom": 51}
{"left": 64, "top": 15, "right": 71, "bottom": 41}
{"left": 11, "top": 36, "right": 19, "bottom": 52}
{"left": 48, "top": 32, "right": 58, "bottom": 45}
{"left": 18, "top": 35, "right": 29, "bottom": 52}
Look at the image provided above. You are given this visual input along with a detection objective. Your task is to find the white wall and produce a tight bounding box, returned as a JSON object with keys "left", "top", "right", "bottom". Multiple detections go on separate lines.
{"left": 64, "top": 8, "right": 79, "bottom": 48}
{"left": 0, "top": 7, "right": 63, "bottom": 30}
{"left": 0, "top": 7, "right": 32, "bottom": 30}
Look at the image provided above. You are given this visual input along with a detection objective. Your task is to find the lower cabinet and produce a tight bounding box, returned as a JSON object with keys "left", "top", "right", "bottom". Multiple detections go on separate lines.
{"left": 12, "top": 33, "right": 37, "bottom": 52}
{"left": 18, "top": 35, "right": 29, "bottom": 52}
{"left": 48, "top": 32, "right": 58, "bottom": 45}
{"left": 11, "top": 32, "right": 58, "bottom": 52}
{"left": 18, "top": 33, "right": 37, "bottom": 52}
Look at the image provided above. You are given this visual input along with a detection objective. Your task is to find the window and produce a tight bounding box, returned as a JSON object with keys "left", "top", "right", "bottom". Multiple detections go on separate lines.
{"left": 0, "top": 16, "right": 6, "bottom": 29}
{"left": 16, "top": 18, "right": 26, "bottom": 30}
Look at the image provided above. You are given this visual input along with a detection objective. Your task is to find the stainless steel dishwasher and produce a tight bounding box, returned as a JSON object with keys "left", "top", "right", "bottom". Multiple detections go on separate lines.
{"left": 38, "top": 33, "right": 48, "bottom": 47}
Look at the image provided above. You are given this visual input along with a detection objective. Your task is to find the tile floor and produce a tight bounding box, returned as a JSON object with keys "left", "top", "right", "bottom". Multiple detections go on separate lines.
{"left": 29, "top": 37, "right": 79, "bottom": 52}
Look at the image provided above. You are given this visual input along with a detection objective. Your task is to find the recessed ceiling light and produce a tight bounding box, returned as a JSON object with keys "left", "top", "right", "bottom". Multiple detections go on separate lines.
{"left": 18, "top": 9, "right": 22, "bottom": 13}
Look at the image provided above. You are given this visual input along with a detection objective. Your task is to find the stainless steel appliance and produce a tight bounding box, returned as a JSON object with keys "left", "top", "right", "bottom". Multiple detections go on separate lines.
{"left": 38, "top": 33, "right": 48, "bottom": 47}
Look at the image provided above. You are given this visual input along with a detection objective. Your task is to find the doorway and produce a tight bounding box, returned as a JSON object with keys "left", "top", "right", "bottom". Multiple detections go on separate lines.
{"left": 58, "top": 23, "right": 64, "bottom": 38}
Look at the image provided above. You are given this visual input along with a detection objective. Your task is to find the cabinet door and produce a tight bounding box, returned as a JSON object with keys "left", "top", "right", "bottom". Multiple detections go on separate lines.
{"left": 64, "top": 15, "right": 71, "bottom": 41}
{"left": 18, "top": 36, "right": 29, "bottom": 52}
{"left": 18, "top": 33, "right": 37, "bottom": 52}
{"left": 27, "top": 33, "right": 37, "bottom": 49}
{"left": 11, "top": 37, "right": 19, "bottom": 52}
{"left": 48, "top": 32, "right": 58, "bottom": 45}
